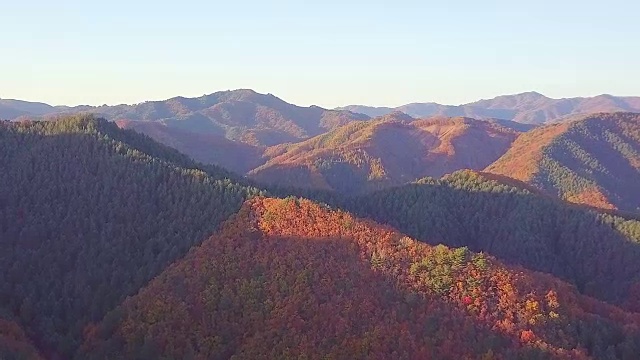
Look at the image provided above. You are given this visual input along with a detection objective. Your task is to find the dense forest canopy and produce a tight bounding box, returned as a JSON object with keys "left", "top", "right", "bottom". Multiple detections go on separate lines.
{"left": 3, "top": 115, "right": 640, "bottom": 359}
{"left": 80, "top": 198, "right": 640, "bottom": 359}
{"left": 333, "top": 171, "right": 640, "bottom": 308}
{"left": 0, "top": 312, "right": 43, "bottom": 360}
{"left": 0, "top": 115, "right": 261, "bottom": 357}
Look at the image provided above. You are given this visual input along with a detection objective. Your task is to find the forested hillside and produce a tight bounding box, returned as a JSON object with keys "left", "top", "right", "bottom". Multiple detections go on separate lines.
{"left": 81, "top": 197, "right": 640, "bottom": 359}
{"left": 4, "top": 115, "right": 640, "bottom": 359}
{"left": 0, "top": 116, "right": 261, "bottom": 357}
{"left": 0, "top": 313, "right": 43, "bottom": 360}
{"left": 486, "top": 113, "right": 640, "bottom": 213}
{"left": 337, "top": 170, "right": 640, "bottom": 308}
{"left": 250, "top": 116, "right": 518, "bottom": 193}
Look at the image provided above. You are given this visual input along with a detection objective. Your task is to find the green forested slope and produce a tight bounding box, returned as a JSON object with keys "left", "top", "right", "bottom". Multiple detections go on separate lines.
{"left": 336, "top": 171, "right": 640, "bottom": 308}
{"left": 0, "top": 116, "right": 261, "bottom": 357}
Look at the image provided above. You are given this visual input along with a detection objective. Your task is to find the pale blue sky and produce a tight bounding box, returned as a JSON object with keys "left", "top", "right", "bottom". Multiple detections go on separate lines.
{"left": 1, "top": 0, "right": 638, "bottom": 108}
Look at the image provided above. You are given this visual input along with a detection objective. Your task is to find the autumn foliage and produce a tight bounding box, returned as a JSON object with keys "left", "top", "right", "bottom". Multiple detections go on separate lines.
{"left": 250, "top": 116, "right": 518, "bottom": 193}
{"left": 486, "top": 112, "right": 640, "bottom": 213}
{"left": 81, "top": 197, "right": 640, "bottom": 359}
{"left": 0, "top": 316, "right": 43, "bottom": 359}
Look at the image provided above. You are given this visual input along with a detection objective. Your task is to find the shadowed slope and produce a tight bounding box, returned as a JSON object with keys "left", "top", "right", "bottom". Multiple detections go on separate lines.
{"left": 115, "top": 120, "right": 266, "bottom": 174}
{"left": 341, "top": 170, "right": 640, "bottom": 309}
{"left": 0, "top": 116, "right": 261, "bottom": 357}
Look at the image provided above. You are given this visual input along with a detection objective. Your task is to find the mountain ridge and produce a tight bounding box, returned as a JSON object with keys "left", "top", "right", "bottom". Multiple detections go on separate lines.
{"left": 3, "top": 89, "right": 370, "bottom": 147}
{"left": 338, "top": 92, "right": 640, "bottom": 124}
{"left": 486, "top": 112, "right": 640, "bottom": 213}
{"left": 80, "top": 196, "right": 640, "bottom": 359}
{"left": 6, "top": 90, "right": 640, "bottom": 127}
{"left": 249, "top": 115, "right": 521, "bottom": 193}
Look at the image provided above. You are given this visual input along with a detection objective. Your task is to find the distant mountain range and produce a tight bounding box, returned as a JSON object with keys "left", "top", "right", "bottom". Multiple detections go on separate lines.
{"left": 0, "top": 99, "right": 57, "bottom": 119}
{"left": 1, "top": 90, "right": 369, "bottom": 147}
{"left": 338, "top": 92, "right": 640, "bottom": 124}
{"left": 4, "top": 91, "right": 640, "bottom": 146}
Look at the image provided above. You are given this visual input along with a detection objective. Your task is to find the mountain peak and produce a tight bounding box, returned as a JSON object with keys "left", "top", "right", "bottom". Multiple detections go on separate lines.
{"left": 377, "top": 110, "right": 415, "bottom": 122}
{"left": 202, "top": 88, "right": 262, "bottom": 102}
{"left": 484, "top": 91, "right": 550, "bottom": 103}
{"left": 516, "top": 90, "right": 546, "bottom": 98}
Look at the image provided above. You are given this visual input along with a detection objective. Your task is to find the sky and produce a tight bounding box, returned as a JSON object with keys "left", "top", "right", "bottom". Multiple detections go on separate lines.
{"left": 1, "top": 0, "right": 639, "bottom": 108}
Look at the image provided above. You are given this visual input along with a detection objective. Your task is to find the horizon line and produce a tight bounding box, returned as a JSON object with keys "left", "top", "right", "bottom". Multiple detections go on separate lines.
{"left": 2, "top": 89, "right": 639, "bottom": 110}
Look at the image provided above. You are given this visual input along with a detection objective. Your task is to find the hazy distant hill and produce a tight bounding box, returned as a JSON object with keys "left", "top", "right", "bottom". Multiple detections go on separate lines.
{"left": 8, "top": 91, "right": 640, "bottom": 129}
{"left": 249, "top": 114, "right": 519, "bottom": 193}
{"left": 12, "top": 90, "right": 369, "bottom": 147}
{"left": 0, "top": 99, "right": 55, "bottom": 120}
{"left": 115, "top": 120, "right": 266, "bottom": 174}
{"left": 117, "top": 111, "right": 528, "bottom": 184}
{"left": 486, "top": 112, "right": 640, "bottom": 213}
{"left": 338, "top": 92, "right": 640, "bottom": 124}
